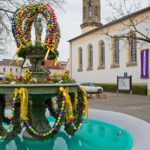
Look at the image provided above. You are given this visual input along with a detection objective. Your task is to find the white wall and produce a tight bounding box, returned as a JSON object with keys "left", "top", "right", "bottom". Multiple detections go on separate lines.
{"left": 50, "top": 69, "right": 64, "bottom": 76}
{"left": 70, "top": 20, "right": 150, "bottom": 84}
{"left": 0, "top": 65, "right": 22, "bottom": 78}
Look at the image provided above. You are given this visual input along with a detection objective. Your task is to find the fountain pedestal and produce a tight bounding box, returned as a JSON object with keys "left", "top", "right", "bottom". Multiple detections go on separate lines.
{"left": 22, "top": 97, "right": 50, "bottom": 139}
{"left": 26, "top": 54, "right": 50, "bottom": 80}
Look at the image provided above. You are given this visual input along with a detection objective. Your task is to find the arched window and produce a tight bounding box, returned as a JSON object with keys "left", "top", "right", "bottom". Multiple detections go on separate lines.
{"left": 3, "top": 68, "right": 6, "bottom": 73}
{"left": 99, "top": 41, "right": 105, "bottom": 69}
{"left": 130, "top": 33, "right": 137, "bottom": 63}
{"left": 78, "top": 47, "right": 83, "bottom": 71}
{"left": 95, "top": 6, "right": 98, "bottom": 17}
{"left": 126, "top": 32, "right": 137, "bottom": 66}
{"left": 113, "top": 37, "right": 119, "bottom": 65}
{"left": 88, "top": 44, "right": 93, "bottom": 70}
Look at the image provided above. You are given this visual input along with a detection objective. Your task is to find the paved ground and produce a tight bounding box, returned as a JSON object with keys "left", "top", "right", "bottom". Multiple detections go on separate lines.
{"left": 88, "top": 93, "right": 150, "bottom": 123}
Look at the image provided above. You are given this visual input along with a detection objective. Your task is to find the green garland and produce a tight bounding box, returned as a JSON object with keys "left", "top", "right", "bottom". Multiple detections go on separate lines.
{"left": 0, "top": 95, "right": 10, "bottom": 124}
{"left": 45, "top": 87, "right": 87, "bottom": 136}
{"left": 18, "top": 42, "right": 59, "bottom": 60}
{"left": 0, "top": 93, "right": 21, "bottom": 140}
{"left": 64, "top": 87, "right": 86, "bottom": 135}
{"left": 24, "top": 93, "right": 66, "bottom": 140}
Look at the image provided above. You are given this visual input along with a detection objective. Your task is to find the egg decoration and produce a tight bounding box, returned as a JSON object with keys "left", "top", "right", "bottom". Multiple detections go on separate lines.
{"left": 11, "top": 3, "right": 60, "bottom": 60}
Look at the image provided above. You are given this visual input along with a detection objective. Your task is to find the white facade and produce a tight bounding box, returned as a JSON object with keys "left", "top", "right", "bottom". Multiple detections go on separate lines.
{"left": 0, "top": 65, "right": 22, "bottom": 78}
{"left": 69, "top": 8, "right": 150, "bottom": 84}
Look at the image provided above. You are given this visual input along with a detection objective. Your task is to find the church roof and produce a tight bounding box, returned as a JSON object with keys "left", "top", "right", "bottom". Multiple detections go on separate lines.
{"left": 0, "top": 59, "right": 24, "bottom": 66}
{"left": 44, "top": 60, "right": 67, "bottom": 70}
{"left": 68, "top": 6, "right": 150, "bottom": 42}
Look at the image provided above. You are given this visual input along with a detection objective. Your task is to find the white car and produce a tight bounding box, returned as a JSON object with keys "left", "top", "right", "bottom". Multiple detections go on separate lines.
{"left": 80, "top": 83, "right": 103, "bottom": 94}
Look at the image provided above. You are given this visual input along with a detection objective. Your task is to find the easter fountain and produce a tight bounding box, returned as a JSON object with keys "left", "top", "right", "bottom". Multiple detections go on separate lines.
{"left": 0, "top": 2, "right": 88, "bottom": 140}
{"left": 0, "top": 2, "right": 133, "bottom": 150}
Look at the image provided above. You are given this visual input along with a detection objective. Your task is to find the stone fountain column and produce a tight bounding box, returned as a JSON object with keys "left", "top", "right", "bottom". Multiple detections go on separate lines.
{"left": 23, "top": 54, "right": 50, "bottom": 140}
{"left": 27, "top": 54, "right": 50, "bottom": 80}
{"left": 23, "top": 95, "right": 51, "bottom": 140}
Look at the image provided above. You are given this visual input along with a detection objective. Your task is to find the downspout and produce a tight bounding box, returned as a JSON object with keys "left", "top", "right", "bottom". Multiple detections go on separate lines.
{"left": 69, "top": 41, "right": 72, "bottom": 78}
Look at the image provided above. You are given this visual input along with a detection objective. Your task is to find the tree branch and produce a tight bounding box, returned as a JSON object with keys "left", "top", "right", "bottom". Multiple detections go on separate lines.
{"left": 105, "top": 0, "right": 150, "bottom": 44}
{"left": 0, "top": 8, "right": 14, "bottom": 14}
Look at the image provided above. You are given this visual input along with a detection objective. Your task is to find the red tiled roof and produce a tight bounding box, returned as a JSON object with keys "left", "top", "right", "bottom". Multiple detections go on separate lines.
{"left": 44, "top": 60, "right": 67, "bottom": 70}
{"left": 0, "top": 59, "right": 24, "bottom": 66}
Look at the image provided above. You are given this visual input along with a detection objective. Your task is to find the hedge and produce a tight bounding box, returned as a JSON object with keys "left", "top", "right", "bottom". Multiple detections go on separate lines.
{"left": 95, "top": 83, "right": 147, "bottom": 95}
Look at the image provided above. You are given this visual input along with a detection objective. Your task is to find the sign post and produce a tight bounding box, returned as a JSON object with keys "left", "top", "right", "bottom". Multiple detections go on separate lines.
{"left": 117, "top": 76, "right": 132, "bottom": 94}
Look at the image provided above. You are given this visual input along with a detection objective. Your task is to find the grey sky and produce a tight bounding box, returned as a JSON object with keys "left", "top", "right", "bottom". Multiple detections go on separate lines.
{"left": 56, "top": 0, "right": 149, "bottom": 61}
{"left": 0, "top": 0, "right": 149, "bottom": 61}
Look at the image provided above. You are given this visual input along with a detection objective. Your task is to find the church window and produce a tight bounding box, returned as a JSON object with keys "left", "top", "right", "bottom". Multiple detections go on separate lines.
{"left": 78, "top": 47, "right": 83, "bottom": 71}
{"left": 98, "top": 41, "right": 105, "bottom": 69}
{"left": 87, "top": 44, "right": 93, "bottom": 70}
{"left": 113, "top": 37, "right": 119, "bottom": 65}
{"left": 89, "top": 7, "right": 92, "bottom": 17}
{"left": 3, "top": 68, "right": 6, "bottom": 72}
{"left": 130, "top": 33, "right": 137, "bottom": 63}
{"left": 10, "top": 68, "right": 13, "bottom": 72}
{"left": 95, "top": 6, "right": 98, "bottom": 17}
{"left": 126, "top": 32, "right": 137, "bottom": 66}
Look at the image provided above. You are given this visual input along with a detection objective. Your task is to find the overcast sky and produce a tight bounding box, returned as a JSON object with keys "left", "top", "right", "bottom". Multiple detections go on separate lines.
{"left": 1, "top": 0, "right": 149, "bottom": 61}
{"left": 55, "top": 0, "right": 150, "bottom": 61}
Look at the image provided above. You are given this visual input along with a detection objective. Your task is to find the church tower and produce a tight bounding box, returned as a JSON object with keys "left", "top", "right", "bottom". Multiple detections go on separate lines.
{"left": 81, "top": 0, "right": 102, "bottom": 33}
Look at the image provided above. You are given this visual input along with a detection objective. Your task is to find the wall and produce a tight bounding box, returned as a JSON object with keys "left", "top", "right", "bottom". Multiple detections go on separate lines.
{"left": 50, "top": 69, "right": 64, "bottom": 76}
{"left": 0, "top": 65, "right": 22, "bottom": 78}
{"left": 70, "top": 11, "right": 150, "bottom": 84}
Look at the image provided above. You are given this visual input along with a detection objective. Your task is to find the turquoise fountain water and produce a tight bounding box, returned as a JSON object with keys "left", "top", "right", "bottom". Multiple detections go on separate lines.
{"left": 0, "top": 118, "right": 133, "bottom": 150}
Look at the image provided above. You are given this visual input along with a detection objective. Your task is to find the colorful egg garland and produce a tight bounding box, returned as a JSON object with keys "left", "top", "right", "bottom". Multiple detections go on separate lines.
{"left": 0, "top": 86, "right": 88, "bottom": 140}
{"left": 11, "top": 3, "right": 60, "bottom": 60}
{"left": 23, "top": 87, "right": 88, "bottom": 139}
{"left": 0, "top": 90, "right": 21, "bottom": 140}
{"left": 24, "top": 94, "right": 66, "bottom": 139}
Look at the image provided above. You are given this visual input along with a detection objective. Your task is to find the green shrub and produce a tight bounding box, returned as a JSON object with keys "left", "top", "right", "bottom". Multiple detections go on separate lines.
{"left": 96, "top": 83, "right": 117, "bottom": 93}
{"left": 95, "top": 83, "right": 147, "bottom": 95}
{"left": 132, "top": 84, "right": 147, "bottom": 95}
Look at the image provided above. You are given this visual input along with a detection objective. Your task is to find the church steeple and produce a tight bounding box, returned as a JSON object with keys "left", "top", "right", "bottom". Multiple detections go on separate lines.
{"left": 81, "top": 0, "right": 102, "bottom": 33}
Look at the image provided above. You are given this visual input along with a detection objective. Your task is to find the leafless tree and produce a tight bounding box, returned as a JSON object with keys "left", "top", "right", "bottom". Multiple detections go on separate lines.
{"left": 0, "top": 0, "right": 66, "bottom": 54}
{"left": 105, "top": 0, "right": 150, "bottom": 44}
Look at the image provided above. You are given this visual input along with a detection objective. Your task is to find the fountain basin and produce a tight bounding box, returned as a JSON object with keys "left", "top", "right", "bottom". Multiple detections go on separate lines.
{"left": 0, "top": 83, "right": 78, "bottom": 95}
{"left": 0, "top": 111, "right": 133, "bottom": 150}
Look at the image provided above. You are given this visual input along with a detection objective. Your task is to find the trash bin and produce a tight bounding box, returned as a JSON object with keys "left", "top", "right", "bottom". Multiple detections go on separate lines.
{"left": 148, "top": 81, "right": 150, "bottom": 96}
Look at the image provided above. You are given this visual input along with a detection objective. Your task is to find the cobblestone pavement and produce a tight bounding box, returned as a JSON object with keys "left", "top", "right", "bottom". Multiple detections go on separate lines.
{"left": 88, "top": 93, "right": 150, "bottom": 123}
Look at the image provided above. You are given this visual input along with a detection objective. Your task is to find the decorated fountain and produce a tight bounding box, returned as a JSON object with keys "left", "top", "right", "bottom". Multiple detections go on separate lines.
{"left": 0, "top": 2, "right": 133, "bottom": 150}
{"left": 0, "top": 3, "right": 88, "bottom": 141}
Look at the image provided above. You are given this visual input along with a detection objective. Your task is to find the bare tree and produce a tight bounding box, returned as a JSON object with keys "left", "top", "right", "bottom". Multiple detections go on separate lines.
{"left": 0, "top": 0, "right": 66, "bottom": 31}
{"left": 105, "top": 0, "right": 150, "bottom": 43}
{"left": 0, "top": 0, "right": 66, "bottom": 54}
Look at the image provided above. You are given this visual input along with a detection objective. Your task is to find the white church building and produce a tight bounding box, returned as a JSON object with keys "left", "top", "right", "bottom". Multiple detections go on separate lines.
{"left": 68, "top": 0, "right": 150, "bottom": 84}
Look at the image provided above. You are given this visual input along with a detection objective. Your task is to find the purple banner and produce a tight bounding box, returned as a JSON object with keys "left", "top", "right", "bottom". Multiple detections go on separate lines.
{"left": 141, "top": 49, "right": 149, "bottom": 79}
